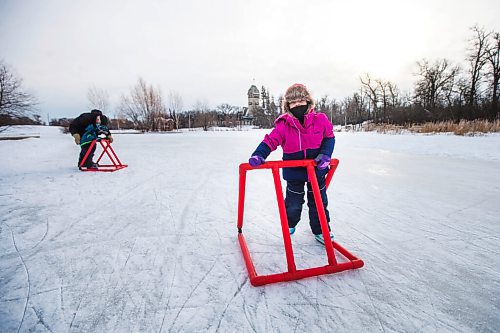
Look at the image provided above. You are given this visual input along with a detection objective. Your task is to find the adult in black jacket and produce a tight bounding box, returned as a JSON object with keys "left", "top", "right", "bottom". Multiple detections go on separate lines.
{"left": 69, "top": 109, "right": 113, "bottom": 168}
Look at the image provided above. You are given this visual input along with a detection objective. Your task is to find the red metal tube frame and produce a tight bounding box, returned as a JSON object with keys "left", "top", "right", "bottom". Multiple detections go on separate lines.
{"left": 79, "top": 139, "right": 128, "bottom": 172}
{"left": 238, "top": 159, "right": 363, "bottom": 286}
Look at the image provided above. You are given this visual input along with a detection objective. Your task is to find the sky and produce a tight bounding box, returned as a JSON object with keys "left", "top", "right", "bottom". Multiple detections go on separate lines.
{"left": 1, "top": 0, "right": 500, "bottom": 119}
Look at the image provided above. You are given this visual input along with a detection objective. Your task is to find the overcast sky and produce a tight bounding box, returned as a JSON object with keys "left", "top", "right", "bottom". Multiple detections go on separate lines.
{"left": 1, "top": 0, "right": 500, "bottom": 119}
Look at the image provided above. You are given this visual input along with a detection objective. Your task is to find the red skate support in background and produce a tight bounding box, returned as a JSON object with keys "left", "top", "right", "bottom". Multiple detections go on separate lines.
{"left": 237, "top": 159, "right": 363, "bottom": 286}
{"left": 79, "top": 139, "right": 128, "bottom": 172}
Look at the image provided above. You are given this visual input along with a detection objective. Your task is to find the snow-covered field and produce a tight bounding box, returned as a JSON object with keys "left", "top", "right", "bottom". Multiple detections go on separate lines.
{"left": 0, "top": 126, "right": 499, "bottom": 333}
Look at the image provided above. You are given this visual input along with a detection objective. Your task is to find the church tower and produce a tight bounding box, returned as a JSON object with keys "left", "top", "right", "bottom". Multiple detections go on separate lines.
{"left": 247, "top": 85, "right": 260, "bottom": 116}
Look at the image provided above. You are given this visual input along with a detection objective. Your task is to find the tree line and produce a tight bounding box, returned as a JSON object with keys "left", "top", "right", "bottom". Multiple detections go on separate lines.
{"left": 84, "top": 81, "right": 280, "bottom": 131}
{"left": 316, "top": 25, "right": 499, "bottom": 126}
{"left": 1, "top": 25, "right": 498, "bottom": 131}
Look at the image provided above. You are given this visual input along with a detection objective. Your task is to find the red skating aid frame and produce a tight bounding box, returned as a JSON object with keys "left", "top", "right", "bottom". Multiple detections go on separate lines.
{"left": 79, "top": 139, "right": 128, "bottom": 172}
{"left": 237, "top": 159, "right": 363, "bottom": 286}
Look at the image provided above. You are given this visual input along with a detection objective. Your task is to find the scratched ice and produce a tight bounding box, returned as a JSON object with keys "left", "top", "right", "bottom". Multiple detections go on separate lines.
{"left": 0, "top": 126, "right": 499, "bottom": 332}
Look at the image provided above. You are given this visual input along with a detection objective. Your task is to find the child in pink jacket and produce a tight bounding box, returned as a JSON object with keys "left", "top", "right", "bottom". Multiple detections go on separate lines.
{"left": 249, "top": 84, "right": 336, "bottom": 244}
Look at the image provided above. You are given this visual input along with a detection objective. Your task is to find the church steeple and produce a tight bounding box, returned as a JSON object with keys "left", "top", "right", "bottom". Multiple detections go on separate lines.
{"left": 247, "top": 85, "right": 260, "bottom": 116}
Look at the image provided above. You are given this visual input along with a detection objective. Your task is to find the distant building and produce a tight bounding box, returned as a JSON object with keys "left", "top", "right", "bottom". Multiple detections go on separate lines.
{"left": 242, "top": 85, "right": 259, "bottom": 125}
{"left": 247, "top": 85, "right": 260, "bottom": 115}
{"left": 154, "top": 114, "right": 175, "bottom": 131}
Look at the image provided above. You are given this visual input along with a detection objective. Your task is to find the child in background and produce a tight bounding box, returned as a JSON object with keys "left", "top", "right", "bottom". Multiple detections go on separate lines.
{"left": 77, "top": 113, "right": 111, "bottom": 169}
{"left": 69, "top": 109, "right": 113, "bottom": 170}
{"left": 248, "top": 84, "right": 336, "bottom": 244}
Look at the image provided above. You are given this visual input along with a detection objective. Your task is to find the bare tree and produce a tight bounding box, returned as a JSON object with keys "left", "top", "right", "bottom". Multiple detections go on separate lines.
{"left": 386, "top": 81, "right": 400, "bottom": 108}
{"left": 316, "top": 95, "right": 333, "bottom": 122}
{"left": 316, "top": 95, "right": 330, "bottom": 113}
{"left": 466, "top": 25, "right": 490, "bottom": 107}
{"left": 0, "top": 61, "right": 38, "bottom": 121}
{"left": 376, "top": 79, "right": 390, "bottom": 122}
{"left": 193, "top": 100, "right": 213, "bottom": 130}
{"left": 87, "top": 85, "right": 110, "bottom": 112}
{"left": 485, "top": 31, "right": 500, "bottom": 108}
{"left": 451, "top": 75, "right": 470, "bottom": 109}
{"left": 216, "top": 103, "right": 238, "bottom": 115}
{"left": 118, "top": 78, "right": 166, "bottom": 131}
{"left": 168, "top": 90, "right": 183, "bottom": 130}
{"left": 414, "top": 59, "right": 459, "bottom": 111}
{"left": 340, "top": 92, "right": 366, "bottom": 126}
{"left": 360, "top": 74, "right": 379, "bottom": 122}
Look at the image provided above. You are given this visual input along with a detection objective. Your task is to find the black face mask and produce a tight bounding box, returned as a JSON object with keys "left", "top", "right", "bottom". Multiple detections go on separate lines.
{"left": 289, "top": 104, "right": 309, "bottom": 123}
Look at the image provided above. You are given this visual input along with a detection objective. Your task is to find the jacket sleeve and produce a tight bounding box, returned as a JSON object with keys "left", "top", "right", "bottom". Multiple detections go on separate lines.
{"left": 252, "top": 124, "right": 283, "bottom": 159}
{"left": 69, "top": 115, "right": 84, "bottom": 135}
{"left": 262, "top": 124, "right": 284, "bottom": 151}
{"left": 252, "top": 125, "right": 284, "bottom": 159}
{"left": 322, "top": 114, "right": 335, "bottom": 139}
{"left": 319, "top": 114, "right": 335, "bottom": 156}
{"left": 96, "top": 124, "right": 110, "bottom": 135}
{"left": 319, "top": 137, "right": 335, "bottom": 156}
{"left": 251, "top": 142, "right": 272, "bottom": 159}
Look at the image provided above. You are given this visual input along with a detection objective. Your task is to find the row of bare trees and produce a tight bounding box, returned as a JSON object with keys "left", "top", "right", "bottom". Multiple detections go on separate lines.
{"left": 58, "top": 24, "right": 500, "bottom": 130}
{"left": 315, "top": 25, "right": 499, "bottom": 126}
{"left": 412, "top": 26, "right": 499, "bottom": 120}
{"left": 118, "top": 78, "right": 167, "bottom": 131}
{"left": 3, "top": 24, "right": 497, "bottom": 130}
{"left": 87, "top": 79, "right": 182, "bottom": 131}
{"left": 88, "top": 79, "right": 283, "bottom": 131}
{"left": 87, "top": 79, "right": 251, "bottom": 131}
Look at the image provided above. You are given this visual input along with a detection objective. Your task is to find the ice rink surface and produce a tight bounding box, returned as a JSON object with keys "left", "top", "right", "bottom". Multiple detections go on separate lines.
{"left": 1, "top": 126, "right": 499, "bottom": 332}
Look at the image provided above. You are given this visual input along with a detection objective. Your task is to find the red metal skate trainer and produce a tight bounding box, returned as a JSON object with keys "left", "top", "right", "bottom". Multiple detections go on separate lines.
{"left": 237, "top": 159, "right": 363, "bottom": 286}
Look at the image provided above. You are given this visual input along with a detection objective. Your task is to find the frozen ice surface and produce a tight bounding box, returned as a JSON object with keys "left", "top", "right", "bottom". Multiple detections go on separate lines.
{"left": 0, "top": 126, "right": 499, "bottom": 332}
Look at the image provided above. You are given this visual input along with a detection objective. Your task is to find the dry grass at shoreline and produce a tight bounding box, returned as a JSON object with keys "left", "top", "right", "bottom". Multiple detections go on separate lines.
{"left": 363, "top": 120, "right": 500, "bottom": 136}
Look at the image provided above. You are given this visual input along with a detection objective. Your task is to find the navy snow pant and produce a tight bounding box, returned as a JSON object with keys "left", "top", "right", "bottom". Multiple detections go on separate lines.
{"left": 285, "top": 176, "right": 331, "bottom": 235}
{"left": 78, "top": 143, "right": 96, "bottom": 168}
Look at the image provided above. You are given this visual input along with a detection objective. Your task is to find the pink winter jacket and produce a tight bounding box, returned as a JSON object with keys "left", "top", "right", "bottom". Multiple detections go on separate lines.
{"left": 263, "top": 110, "right": 334, "bottom": 155}
{"left": 254, "top": 109, "right": 335, "bottom": 181}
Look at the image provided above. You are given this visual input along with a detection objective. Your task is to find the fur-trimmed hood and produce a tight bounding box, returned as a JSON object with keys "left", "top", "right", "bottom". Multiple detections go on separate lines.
{"left": 282, "top": 83, "right": 315, "bottom": 113}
